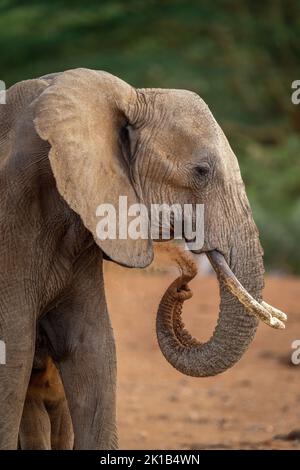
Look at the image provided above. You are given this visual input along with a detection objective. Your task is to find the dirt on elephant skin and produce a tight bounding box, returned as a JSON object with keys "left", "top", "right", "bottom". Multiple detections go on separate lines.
{"left": 104, "top": 259, "right": 300, "bottom": 450}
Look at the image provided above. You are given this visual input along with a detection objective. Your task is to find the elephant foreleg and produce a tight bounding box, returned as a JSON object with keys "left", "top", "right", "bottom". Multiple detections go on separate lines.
{"left": 0, "top": 302, "right": 35, "bottom": 449}
{"left": 19, "top": 396, "right": 51, "bottom": 449}
{"left": 48, "top": 397, "right": 74, "bottom": 450}
{"left": 19, "top": 356, "right": 73, "bottom": 450}
{"left": 59, "top": 323, "right": 117, "bottom": 451}
{"left": 39, "top": 250, "right": 118, "bottom": 450}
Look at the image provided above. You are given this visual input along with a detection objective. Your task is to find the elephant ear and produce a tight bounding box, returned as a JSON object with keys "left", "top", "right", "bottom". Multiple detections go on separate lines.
{"left": 34, "top": 68, "right": 153, "bottom": 268}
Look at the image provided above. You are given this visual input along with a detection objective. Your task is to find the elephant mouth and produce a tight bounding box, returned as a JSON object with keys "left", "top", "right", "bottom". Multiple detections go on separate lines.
{"left": 199, "top": 250, "right": 287, "bottom": 330}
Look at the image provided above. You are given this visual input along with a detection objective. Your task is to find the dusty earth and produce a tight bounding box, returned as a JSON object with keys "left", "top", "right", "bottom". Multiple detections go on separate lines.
{"left": 104, "top": 254, "right": 300, "bottom": 450}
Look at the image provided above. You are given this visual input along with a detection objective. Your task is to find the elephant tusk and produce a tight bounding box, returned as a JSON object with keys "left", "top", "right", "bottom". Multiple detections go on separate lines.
{"left": 207, "top": 250, "right": 287, "bottom": 330}
{"left": 261, "top": 301, "right": 288, "bottom": 322}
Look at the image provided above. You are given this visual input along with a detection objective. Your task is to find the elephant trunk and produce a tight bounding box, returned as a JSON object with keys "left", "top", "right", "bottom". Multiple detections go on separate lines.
{"left": 156, "top": 242, "right": 286, "bottom": 377}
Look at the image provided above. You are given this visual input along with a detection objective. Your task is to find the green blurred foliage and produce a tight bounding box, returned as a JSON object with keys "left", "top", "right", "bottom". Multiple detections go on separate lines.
{"left": 0, "top": 0, "right": 300, "bottom": 272}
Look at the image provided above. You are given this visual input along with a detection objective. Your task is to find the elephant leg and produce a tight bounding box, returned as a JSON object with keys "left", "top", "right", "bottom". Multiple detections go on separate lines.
{"left": 19, "top": 396, "right": 51, "bottom": 449}
{"left": 48, "top": 397, "right": 74, "bottom": 450}
{"left": 0, "top": 304, "right": 35, "bottom": 449}
{"left": 40, "top": 250, "right": 118, "bottom": 450}
{"left": 19, "top": 355, "right": 73, "bottom": 450}
{"left": 42, "top": 298, "right": 117, "bottom": 450}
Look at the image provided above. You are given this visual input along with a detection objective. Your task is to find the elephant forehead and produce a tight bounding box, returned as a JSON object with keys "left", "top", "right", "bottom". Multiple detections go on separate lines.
{"left": 139, "top": 88, "right": 219, "bottom": 134}
{"left": 172, "top": 94, "right": 220, "bottom": 138}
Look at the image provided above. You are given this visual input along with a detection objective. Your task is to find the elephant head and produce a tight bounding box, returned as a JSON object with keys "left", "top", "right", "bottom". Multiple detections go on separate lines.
{"left": 33, "top": 68, "right": 286, "bottom": 377}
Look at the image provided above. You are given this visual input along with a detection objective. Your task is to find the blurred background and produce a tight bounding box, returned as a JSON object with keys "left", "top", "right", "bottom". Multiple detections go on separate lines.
{"left": 0, "top": 0, "right": 299, "bottom": 272}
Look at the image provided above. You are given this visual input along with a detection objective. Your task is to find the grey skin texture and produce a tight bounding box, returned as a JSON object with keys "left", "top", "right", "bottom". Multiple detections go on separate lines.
{"left": 0, "top": 68, "right": 263, "bottom": 449}
{"left": 19, "top": 355, "right": 74, "bottom": 450}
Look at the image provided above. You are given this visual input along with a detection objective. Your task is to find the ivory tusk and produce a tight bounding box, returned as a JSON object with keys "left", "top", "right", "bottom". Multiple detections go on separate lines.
{"left": 207, "top": 250, "right": 287, "bottom": 330}
{"left": 261, "top": 301, "right": 288, "bottom": 322}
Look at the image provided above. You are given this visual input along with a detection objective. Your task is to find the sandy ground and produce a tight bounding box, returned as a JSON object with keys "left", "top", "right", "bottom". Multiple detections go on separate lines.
{"left": 104, "top": 257, "right": 300, "bottom": 450}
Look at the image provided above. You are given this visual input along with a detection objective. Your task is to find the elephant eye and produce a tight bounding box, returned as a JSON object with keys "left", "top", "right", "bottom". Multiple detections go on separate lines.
{"left": 195, "top": 163, "right": 210, "bottom": 178}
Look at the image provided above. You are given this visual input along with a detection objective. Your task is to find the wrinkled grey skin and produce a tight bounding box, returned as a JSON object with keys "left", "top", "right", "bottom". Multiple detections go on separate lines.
{"left": 19, "top": 354, "right": 74, "bottom": 450}
{"left": 0, "top": 69, "right": 263, "bottom": 449}
{"left": 16, "top": 331, "right": 74, "bottom": 449}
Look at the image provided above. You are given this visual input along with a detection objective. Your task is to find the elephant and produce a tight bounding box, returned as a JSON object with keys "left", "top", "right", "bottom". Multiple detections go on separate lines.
{"left": 0, "top": 68, "right": 286, "bottom": 450}
{"left": 18, "top": 338, "right": 73, "bottom": 449}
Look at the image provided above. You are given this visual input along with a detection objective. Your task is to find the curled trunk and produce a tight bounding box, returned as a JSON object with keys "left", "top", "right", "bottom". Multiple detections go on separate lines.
{"left": 156, "top": 243, "right": 286, "bottom": 377}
